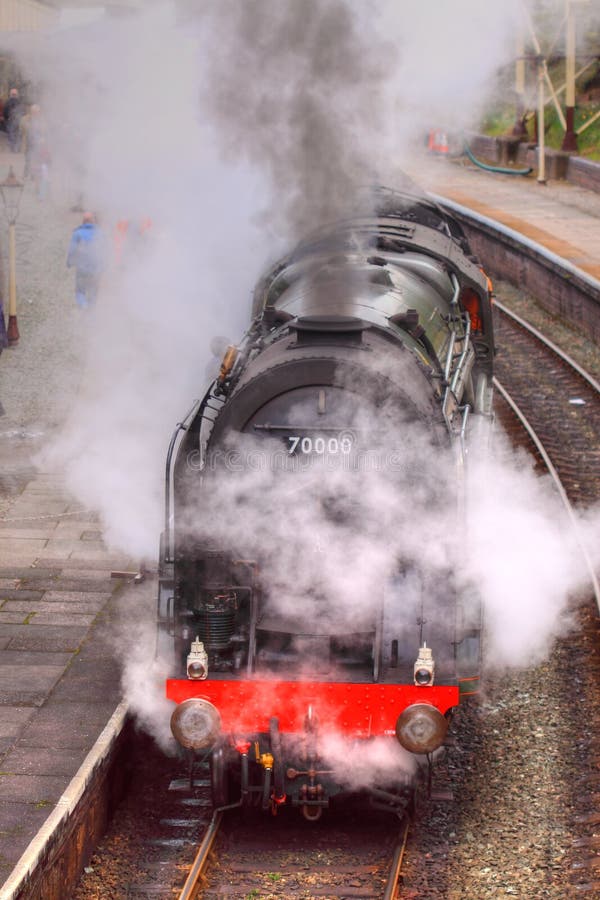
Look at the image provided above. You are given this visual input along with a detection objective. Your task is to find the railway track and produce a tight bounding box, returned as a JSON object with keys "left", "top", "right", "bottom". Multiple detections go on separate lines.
{"left": 493, "top": 299, "right": 600, "bottom": 606}
{"left": 488, "top": 295, "right": 600, "bottom": 894}
{"left": 493, "top": 299, "right": 600, "bottom": 507}
{"left": 177, "top": 804, "right": 410, "bottom": 899}
{"left": 178, "top": 809, "right": 221, "bottom": 900}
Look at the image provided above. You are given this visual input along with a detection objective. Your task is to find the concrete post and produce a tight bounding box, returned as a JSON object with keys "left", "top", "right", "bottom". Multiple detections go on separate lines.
{"left": 537, "top": 57, "right": 546, "bottom": 184}
{"left": 6, "top": 221, "right": 19, "bottom": 344}
{"left": 562, "top": 0, "right": 579, "bottom": 151}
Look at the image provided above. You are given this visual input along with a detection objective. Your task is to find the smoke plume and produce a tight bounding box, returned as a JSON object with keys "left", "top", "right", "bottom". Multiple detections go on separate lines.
{"left": 1, "top": 1, "right": 598, "bottom": 755}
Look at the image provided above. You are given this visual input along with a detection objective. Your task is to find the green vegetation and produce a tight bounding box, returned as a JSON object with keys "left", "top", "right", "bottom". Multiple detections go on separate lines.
{"left": 481, "top": 59, "right": 600, "bottom": 161}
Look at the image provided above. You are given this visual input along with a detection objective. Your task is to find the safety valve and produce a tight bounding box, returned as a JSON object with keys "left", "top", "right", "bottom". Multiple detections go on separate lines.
{"left": 187, "top": 636, "right": 208, "bottom": 680}
{"left": 414, "top": 643, "right": 435, "bottom": 686}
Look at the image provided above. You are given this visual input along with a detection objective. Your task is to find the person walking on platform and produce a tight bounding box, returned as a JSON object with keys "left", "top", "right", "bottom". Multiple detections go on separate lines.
{"left": 3, "top": 89, "right": 23, "bottom": 153}
{"left": 67, "top": 212, "right": 105, "bottom": 309}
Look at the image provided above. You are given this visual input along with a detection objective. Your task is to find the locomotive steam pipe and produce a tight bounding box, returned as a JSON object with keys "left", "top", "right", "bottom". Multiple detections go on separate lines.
{"left": 261, "top": 762, "right": 273, "bottom": 811}
{"left": 240, "top": 749, "right": 250, "bottom": 803}
{"left": 163, "top": 399, "right": 202, "bottom": 562}
{"left": 269, "top": 717, "right": 286, "bottom": 803}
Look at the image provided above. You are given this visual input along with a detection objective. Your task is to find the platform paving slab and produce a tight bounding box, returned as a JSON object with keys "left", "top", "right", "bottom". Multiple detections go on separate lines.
{"left": 27, "top": 612, "right": 98, "bottom": 626}
{"left": 0, "top": 624, "right": 90, "bottom": 653}
{"left": 43, "top": 539, "right": 107, "bottom": 554}
{"left": 5, "top": 503, "right": 72, "bottom": 517}
{"left": 0, "top": 568, "right": 68, "bottom": 580}
{"left": 47, "top": 669, "right": 121, "bottom": 704}
{"left": 0, "top": 802, "right": 55, "bottom": 876}
{"left": 43, "top": 590, "right": 112, "bottom": 603}
{"left": 0, "top": 663, "right": 64, "bottom": 706}
{"left": 0, "top": 555, "right": 44, "bottom": 568}
{"left": 0, "top": 651, "right": 72, "bottom": 668}
{"left": 51, "top": 569, "right": 115, "bottom": 581}
{"left": 0, "top": 775, "right": 71, "bottom": 806}
{"left": 14, "top": 576, "right": 117, "bottom": 592}
{"left": 0, "top": 747, "right": 90, "bottom": 778}
{"left": 4, "top": 601, "right": 105, "bottom": 617}
{"left": 0, "top": 613, "right": 30, "bottom": 625}
{"left": 54, "top": 522, "right": 94, "bottom": 538}
{"left": 0, "top": 580, "right": 20, "bottom": 590}
{"left": 0, "top": 708, "right": 37, "bottom": 740}
{"left": 0, "top": 539, "right": 51, "bottom": 555}
{"left": 16, "top": 701, "right": 124, "bottom": 751}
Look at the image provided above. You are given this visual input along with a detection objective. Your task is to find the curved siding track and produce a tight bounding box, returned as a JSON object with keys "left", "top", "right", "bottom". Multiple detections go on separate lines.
{"left": 493, "top": 299, "right": 600, "bottom": 605}
{"left": 494, "top": 299, "right": 600, "bottom": 508}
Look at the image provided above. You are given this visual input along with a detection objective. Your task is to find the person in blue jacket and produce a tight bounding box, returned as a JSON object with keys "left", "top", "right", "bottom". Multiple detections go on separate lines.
{"left": 66, "top": 212, "right": 104, "bottom": 309}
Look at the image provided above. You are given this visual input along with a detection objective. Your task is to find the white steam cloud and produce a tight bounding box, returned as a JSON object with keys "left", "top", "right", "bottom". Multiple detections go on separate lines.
{"left": 184, "top": 394, "right": 597, "bottom": 672}
{"left": 2, "top": 1, "right": 599, "bottom": 752}
{"left": 3, "top": 0, "right": 541, "bottom": 557}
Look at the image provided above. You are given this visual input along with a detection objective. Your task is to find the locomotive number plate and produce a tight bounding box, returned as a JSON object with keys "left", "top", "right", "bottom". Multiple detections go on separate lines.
{"left": 287, "top": 434, "right": 353, "bottom": 455}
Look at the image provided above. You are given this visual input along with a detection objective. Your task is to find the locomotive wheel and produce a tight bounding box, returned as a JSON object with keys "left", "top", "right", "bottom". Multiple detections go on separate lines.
{"left": 210, "top": 745, "right": 230, "bottom": 809}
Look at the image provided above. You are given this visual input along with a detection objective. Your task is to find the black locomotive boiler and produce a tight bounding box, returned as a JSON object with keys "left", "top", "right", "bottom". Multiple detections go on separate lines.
{"left": 158, "top": 183, "right": 494, "bottom": 819}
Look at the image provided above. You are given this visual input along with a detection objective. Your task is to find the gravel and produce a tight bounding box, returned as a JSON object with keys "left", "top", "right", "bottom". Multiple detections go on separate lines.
{"left": 402, "top": 599, "right": 600, "bottom": 898}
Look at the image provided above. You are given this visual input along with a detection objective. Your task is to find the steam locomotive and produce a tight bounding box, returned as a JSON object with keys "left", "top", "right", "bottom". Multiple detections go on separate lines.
{"left": 158, "top": 181, "right": 494, "bottom": 819}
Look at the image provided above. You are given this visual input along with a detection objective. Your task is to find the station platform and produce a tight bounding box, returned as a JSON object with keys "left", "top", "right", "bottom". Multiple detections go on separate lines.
{"left": 405, "top": 152, "right": 600, "bottom": 280}
{"left": 0, "top": 432, "right": 147, "bottom": 889}
{"left": 1, "top": 149, "right": 600, "bottom": 895}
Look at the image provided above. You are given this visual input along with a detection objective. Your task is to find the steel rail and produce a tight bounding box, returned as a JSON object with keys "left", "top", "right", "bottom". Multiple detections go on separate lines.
{"left": 493, "top": 377, "right": 600, "bottom": 609}
{"left": 428, "top": 189, "right": 600, "bottom": 608}
{"left": 178, "top": 810, "right": 223, "bottom": 900}
{"left": 382, "top": 819, "right": 411, "bottom": 900}
{"left": 494, "top": 299, "right": 600, "bottom": 395}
